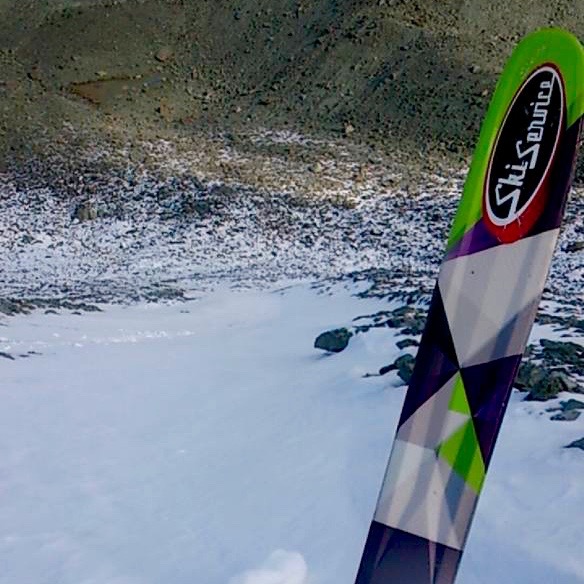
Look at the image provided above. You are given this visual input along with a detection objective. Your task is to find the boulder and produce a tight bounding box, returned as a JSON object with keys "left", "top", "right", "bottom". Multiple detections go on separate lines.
{"left": 540, "top": 339, "right": 584, "bottom": 369}
{"left": 378, "top": 363, "right": 397, "bottom": 376}
{"left": 396, "top": 338, "right": 419, "bottom": 350}
{"left": 73, "top": 200, "right": 98, "bottom": 222}
{"left": 566, "top": 437, "right": 584, "bottom": 451}
{"left": 565, "top": 241, "right": 584, "bottom": 253}
{"left": 525, "top": 371, "right": 577, "bottom": 401}
{"left": 560, "top": 399, "right": 584, "bottom": 411}
{"left": 550, "top": 410, "right": 581, "bottom": 422}
{"left": 314, "top": 328, "right": 353, "bottom": 353}
{"left": 395, "top": 354, "right": 416, "bottom": 384}
{"left": 155, "top": 47, "right": 174, "bottom": 63}
{"left": 514, "top": 361, "right": 547, "bottom": 391}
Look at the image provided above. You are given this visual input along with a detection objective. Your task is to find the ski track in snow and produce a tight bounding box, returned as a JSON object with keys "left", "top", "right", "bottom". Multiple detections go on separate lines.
{"left": 0, "top": 284, "right": 583, "bottom": 584}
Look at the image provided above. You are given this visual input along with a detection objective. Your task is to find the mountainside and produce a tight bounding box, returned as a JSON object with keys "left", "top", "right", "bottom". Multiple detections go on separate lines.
{"left": 1, "top": 0, "right": 583, "bottom": 177}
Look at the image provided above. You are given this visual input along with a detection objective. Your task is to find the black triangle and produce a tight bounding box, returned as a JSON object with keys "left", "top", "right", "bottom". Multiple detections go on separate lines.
{"left": 398, "top": 286, "right": 460, "bottom": 426}
{"left": 459, "top": 355, "right": 522, "bottom": 464}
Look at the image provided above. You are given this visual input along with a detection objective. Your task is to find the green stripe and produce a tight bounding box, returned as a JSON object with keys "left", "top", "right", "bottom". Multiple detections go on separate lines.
{"left": 448, "top": 373, "right": 471, "bottom": 416}
{"left": 438, "top": 420, "right": 486, "bottom": 494}
{"left": 447, "top": 28, "right": 584, "bottom": 249}
{"left": 437, "top": 374, "right": 486, "bottom": 493}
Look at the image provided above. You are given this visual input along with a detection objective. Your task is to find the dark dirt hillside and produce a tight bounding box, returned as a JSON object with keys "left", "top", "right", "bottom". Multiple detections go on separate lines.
{"left": 1, "top": 0, "right": 583, "bottom": 178}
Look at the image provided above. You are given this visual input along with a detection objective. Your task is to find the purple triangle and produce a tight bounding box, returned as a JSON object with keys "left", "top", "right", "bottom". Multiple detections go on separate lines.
{"left": 398, "top": 287, "right": 459, "bottom": 426}
{"left": 445, "top": 219, "right": 501, "bottom": 261}
{"left": 460, "top": 355, "right": 522, "bottom": 464}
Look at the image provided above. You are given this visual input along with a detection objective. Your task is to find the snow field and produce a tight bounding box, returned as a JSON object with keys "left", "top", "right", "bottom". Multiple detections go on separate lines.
{"left": 0, "top": 284, "right": 583, "bottom": 583}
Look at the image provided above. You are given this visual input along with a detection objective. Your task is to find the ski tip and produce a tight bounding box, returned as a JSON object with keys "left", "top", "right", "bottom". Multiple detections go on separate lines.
{"left": 448, "top": 27, "right": 584, "bottom": 250}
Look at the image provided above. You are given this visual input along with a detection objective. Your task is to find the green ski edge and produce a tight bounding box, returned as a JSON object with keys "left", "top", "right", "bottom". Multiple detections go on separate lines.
{"left": 448, "top": 28, "right": 584, "bottom": 250}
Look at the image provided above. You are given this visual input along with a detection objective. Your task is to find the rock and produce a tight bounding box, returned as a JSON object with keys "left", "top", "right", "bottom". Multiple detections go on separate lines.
{"left": 560, "top": 399, "right": 584, "bottom": 411}
{"left": 73, "top": 201, "right": 97, "bottom": 222}
{"left": 514, "top": 361, "right": 547, "bottom": 391}
{"left": 379, "top": 363, "right": 397, "bottom": 376}
{"left": 155, "top": 47, "right": 174, "bottom": 63}
{"left": 566, "top": 437, "right": 584, "bottom": 451}
{"left": 352, "top": 305, "right": 428, "bottom": 336}
{"left": 344, "top": 122, "right": 355, "bottom": 136}
{"left": 525, "top": 371, "right": 577, "bottom": 401}
{"left": 182, "top": 198, "right": 211, "bottom": 216}
{"left": 314, "top": 328, "right": 353, "bottom": 353}
{"left": 550, "top": 410, "right": 581, "bottom": 422}
{"left": 27, "top": 65, "right": 42, "bottom": 81}
{"left": 565, "top": 241, "right": 584, "bottom": 253}
{"left": 554, "top": 372, "right": 580, "bottom": 392}
{"left": 0, "top": 298, "right": 31, "bottom": 316}
{"left": 540, "top": 339, "right": 584, "bottom": 368}
{"left": 395, "top": 354, "right": 416, "bottom": 384}
{"left": 396, "top": 338, "right": 419, "bottom": 350}
{"left": 399, "top": 321, "right": 425, "bottom": 336}
{"left": 156, "top": 99, "right": 172, "bottom": 120}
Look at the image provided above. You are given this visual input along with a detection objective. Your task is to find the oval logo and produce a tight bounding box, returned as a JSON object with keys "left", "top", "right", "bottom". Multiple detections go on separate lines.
{"left": 483, "top": 65, "right": 565, "bottom": 242}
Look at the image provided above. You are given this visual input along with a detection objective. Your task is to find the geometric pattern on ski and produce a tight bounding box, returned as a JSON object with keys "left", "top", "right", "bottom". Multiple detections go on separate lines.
{"left": 372, "top": 228, "right": 564, "bottom": 554}
{"left": 398, "top": 287, "right": 459, "bottom": 425}
{"left": 438, "top": 228, "right": 559, "bottom": 368}
{"left": 354, "top": 523, "right": 461, "bottom": 584}
{"left": 459, "top": 355, "right": 523, "bottom": 464}
{"left": 375, "top": 372, "right": 483, "bottom": 550}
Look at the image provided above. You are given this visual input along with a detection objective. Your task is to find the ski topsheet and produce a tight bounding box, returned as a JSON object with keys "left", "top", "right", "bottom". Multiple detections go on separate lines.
{"left": 354, "top": 28, "right": 584, "bottom": 584}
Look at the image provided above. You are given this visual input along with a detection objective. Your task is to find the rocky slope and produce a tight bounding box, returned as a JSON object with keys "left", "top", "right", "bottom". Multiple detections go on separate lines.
{"left": 0, "top": 0, "right": 583, "bottom": 312}
{"left": 1, "top": 0, "right": 583, "bottom": 178}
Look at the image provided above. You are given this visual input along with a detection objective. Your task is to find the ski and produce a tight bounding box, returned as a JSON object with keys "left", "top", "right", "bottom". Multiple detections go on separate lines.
{"left": 355, "top": 28, "right": 584, "bottom": 584}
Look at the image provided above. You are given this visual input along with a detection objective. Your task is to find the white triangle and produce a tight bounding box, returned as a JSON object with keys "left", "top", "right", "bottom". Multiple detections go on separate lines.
{"left": 439, "top": 230, "right": 558, "bottom": 367}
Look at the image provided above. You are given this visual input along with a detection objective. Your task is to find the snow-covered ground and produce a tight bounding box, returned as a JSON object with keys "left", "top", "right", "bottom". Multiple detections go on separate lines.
{"left": 1, "top": 283, "right": 583, "bottom": 584}
{"left": 1, "top": 131, "right": 582, "bottom": 304}
{"left": 1, "top": 129, "right": 583, "bottom": 582}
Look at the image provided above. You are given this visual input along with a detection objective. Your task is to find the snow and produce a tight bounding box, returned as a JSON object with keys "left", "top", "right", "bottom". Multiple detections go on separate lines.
{"left": 1, "top": 129, "right": 582, "bottom": 304}
{"left": 0, "top": 167, "right": 454, "bottom": 302}
{"left": 229, "top": 551, "right": 309, "bottom": 584}
{"left": 1, "top": 283, "right": 583, "bottom": 584}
